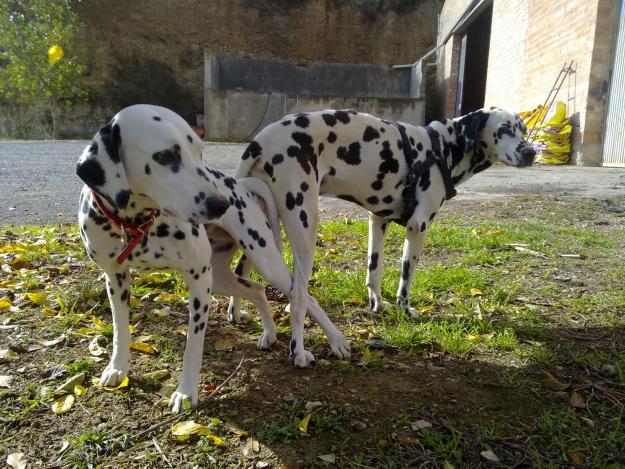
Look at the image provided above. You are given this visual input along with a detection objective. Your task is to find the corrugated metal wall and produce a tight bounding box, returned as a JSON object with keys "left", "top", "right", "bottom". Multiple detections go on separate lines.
{"left": 603, "top": 0, "right": 625, "bottom": 167}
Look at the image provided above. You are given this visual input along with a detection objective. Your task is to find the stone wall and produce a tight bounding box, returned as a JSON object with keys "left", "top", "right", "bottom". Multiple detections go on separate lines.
{"left": 0, "top": 0, "right": 441, "bottom": 139}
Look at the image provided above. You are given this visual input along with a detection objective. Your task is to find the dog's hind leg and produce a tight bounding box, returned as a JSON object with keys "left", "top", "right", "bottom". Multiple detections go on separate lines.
{"left": 226, "top": 254, "right": 254, "bottom": 324}
{"left": 366, "top": 213, "right": 392, "bottom": 312}
{"left": 212, "top": 250, "right": 277, "bottom": 350}
{"left": 100, "top": 269, "right": 132, "bottom": 387}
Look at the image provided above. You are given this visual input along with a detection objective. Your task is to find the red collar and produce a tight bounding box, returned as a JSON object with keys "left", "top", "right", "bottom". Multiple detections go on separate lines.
{"left": 92, "top": 191, "right": 158, "bottom": 265}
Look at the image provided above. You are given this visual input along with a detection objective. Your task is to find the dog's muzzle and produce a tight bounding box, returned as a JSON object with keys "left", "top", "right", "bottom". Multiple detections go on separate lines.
{"left": 204, "top": 196, "right": 230, "bottom": 219}
{"left": 519, "top": 146, "right": 536, "bottom": 167}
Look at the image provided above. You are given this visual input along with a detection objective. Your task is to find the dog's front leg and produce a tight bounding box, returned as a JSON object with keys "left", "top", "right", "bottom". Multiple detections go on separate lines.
{"left": 169, "top": 265, "right": 213, "bottom": 413}
{"left": 366, "top": 213, "right": 392, "bottom": 312}
{"left": 396, "top": 224, "right": 428, "bottom": 317}
{"left": 100, "top": 270, "right": 132, "bottom": 387}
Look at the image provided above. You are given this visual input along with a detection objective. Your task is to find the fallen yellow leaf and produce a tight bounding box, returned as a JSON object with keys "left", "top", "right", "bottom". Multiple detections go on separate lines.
{"left": 52, "top": 394, "right": 75, "bottom": 414}
{"left": 469, "top": 288, "right": 483, "bottom": 297}
{"left": 343, "top": 298, "right": 365, "bottom": 307}
{"left": 25, "top": 292, "right": 48, "bottom": 306}
{"left": 0, "top": 299, "right": 11, "bottom": 310}
{"left": 130, "top": 342, "right": 159, "bottom": 355}
{"left": 543, "top": 371, "right": 571, "bottom": 391}
{"left": 175, "top": 327, "right": 187, "bottom": 337}
{"left": 214, "top": 337, "right": 237, "bottom": 351}
{"left": 418, "top": 305, "right": 436, "bottom": 314}
{"left": 570, "top": 391, "right": 586, "bottom": 408}
{"left": 92, "top": 375, "right": 129, "bottom": 390}
{"left": 297, "top": 412, "right": 312, "bottom": 433}
{"left": 73, "top": 384, "right": 87, "bottom": 396}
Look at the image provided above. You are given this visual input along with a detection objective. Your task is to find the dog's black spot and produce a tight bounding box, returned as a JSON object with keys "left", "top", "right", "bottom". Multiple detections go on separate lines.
{"left": 242, "top": 141, "right": 263, "bottom": 160}
{"left": 300, "top": 182, "right": 309, "bottom": 192}
{"left": 153, "top": 145, "right": 182, "bottom": 173}
{"left": 224, "top": 177, "right": 236, "bottom": 190}
{"left": 334, "top": 110, "right": 351, "bottom": 124}
{"left": 369, "top": 252, "right": 379, "bottom": 271}
{"left": 401, "top": 288, "right": 407, "bottom": 299}
{"left": 99, "top": 122, "right": 122, "bottom": 164}
{"left": 289, "top": 132, "right": 317, "bottom": 178}
{"left": 153, "top": 116, "right": 161, "bottom": 121}
{"left": 115, "top": 190, "right": 130, "bottom": 209}
{"left": 327, "top": 131, "right": 337, "bottom": 143}
{"left": 193, "top": 313, "right": 201, "bottom": 322}
{"left": 187, "top": 134, "right": 193, "bottom": 143}
{"left": 286, "top": 192, "right": 296, "bottom": 210}
{"left": 322, "top": 113, "right": 337, "bottom": 126}
{"left": 193, "top": 297, "right": 201, "bottom": 310}
{"left": 191, "top": 225, "right": 199, "bottom": 237}
{"left": 290, "top": 339, "right": 297, "bottom": 354}
{"left": 121, "top": 290, "right": 129, "bottom": 302}
{"left": 337, "top": 142, "right": 361, "bottom": 165}
{"left": 318, "top": 142, "right": 324, "bottom": 156}
{"left": 76, "top": 158, "right": 106, "bottom": 187}
{"left": 264, "top": 162, "right": 274, "bottom": 178}
{"left": 258, "top": 237, "right": 266, "bottom": 247}
{"left": 402, "top": 261, "right": 410, "bottom": 280}
{"left": 420, "top": 222, "right": 427, "bottom": 232}
{"left": 383, "top": 195, "right": 393, "bottom": 203}
{"left": 371, "top": 180, "right": 383, "bottom": 191}
{"left": 375, "top": 209, "right": 393, "bottom": 217}
{"left": 328, "top": 166, "right": 336, "bottom": 176}
{"left": 156, "top": 223, "right": 170, "bottom": 237}
{"left": 238, "top": 210, "right": 245, "bottom": 224}
{"left": 294, "top": 114, "right": 310, "bottom": 128}
{"left": 367, "top": 196, "right": 379, "bottom": 205}
{"left": 363, "top": 126, "right": 380, "bottom": 142}
{"left": 337, "top": 194, "right": 361, "bottom": 205}
{"left": 281, "top": 120, "right": 291, "bottom": 126}
{"left": 429, "top": 212, "right": 437, "bottom": 221}
{"left": 379, "top": 141, "right": 399, "bottom": 174}
{"left": 272, "top": 154, "right": 284, "bottom": 165}
{"left": 174, "top": 230, "right": 185, "bottom": 240}
{"left": 300, "top": 210, "right": 309, "bottom": 228}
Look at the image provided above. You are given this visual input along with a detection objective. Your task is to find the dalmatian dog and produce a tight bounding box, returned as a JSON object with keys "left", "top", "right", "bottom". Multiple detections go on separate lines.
{"left": 232, "top": 107, "right": 535, "bottom": 364}
{"left": 76, "top": 105, "right": 350, "bottom": 413}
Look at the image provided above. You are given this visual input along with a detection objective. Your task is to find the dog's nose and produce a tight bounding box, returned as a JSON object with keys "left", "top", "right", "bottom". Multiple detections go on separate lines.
{"left": 204, "top": 196, "right": 230, "bottom": 219}
{"left": 520, "top": 146, "right": 536, "bottom": 165}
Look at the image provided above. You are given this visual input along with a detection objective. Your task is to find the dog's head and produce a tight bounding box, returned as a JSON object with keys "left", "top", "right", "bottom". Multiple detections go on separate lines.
{"left": 458, "top": 107, "right": 535, "bottom": 168}
{"left": 76, "top": 106, "right": 230, "bottom": 223}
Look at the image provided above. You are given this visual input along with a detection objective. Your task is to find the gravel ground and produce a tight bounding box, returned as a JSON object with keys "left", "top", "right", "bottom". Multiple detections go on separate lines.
{"left": 1, "top": 140, "right": 625, "bottom": 226}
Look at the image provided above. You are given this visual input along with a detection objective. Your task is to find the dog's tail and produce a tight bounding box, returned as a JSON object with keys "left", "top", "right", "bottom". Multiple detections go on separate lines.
{"left": 239, "top": 177, "right": 282, "bottom": 253}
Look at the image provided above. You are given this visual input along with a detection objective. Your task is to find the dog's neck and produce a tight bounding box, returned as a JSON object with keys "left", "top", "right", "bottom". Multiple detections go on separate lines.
{"left": 426, "top": 117, "right": 493, "bottom": 188}
{"left": 90, "top": 189, "right": 158, "bottom": 227}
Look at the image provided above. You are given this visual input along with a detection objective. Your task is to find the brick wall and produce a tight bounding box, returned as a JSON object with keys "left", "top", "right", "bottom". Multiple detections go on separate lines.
{"left": 483, "top": 0, "right": 529, "bottom": 111}
{"left": 435, "top": 0, "right": 619, "bottom": 165}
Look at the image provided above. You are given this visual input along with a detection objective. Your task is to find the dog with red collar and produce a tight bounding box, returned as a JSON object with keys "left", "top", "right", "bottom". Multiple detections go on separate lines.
{"left": 76, "top": 105, "right": 350, "bottom": 413}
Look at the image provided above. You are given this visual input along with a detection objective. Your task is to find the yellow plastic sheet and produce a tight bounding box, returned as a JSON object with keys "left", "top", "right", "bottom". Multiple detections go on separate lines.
{"left": 520, "top": 101, "right": 571, "bottom": 165}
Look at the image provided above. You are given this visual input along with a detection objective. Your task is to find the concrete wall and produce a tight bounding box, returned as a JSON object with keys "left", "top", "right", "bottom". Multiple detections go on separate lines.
{"left": 205, "top": 90, "right": 424, "bottom": 141}
{"left": 209, "top": 56, "right": 412, "bottom": 98}
{"left": 205, "top": 55, "right": 424, "bottom": 141}
{"left": 434, "top": 0, "right": 619, "bottom": 165}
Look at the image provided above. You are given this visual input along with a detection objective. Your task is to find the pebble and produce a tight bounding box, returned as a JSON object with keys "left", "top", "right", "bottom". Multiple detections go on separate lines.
{"left": 601, "top": 364, "right": 617, "bottom": 376}
{"left": 351, "top": 421, "right": 367, "bottom": 431}
{"left": 305, "top": 401, "right": 324, "bottom": 411}
{"left": 283, "top": 393, "right": 295, "bottom": 402}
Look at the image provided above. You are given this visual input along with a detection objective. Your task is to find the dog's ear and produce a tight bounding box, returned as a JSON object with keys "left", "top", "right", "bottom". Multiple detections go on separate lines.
{"left": 460, "top": 110, "right": 490, "bottom": 153}
{"left": 76, "top": 122, "right": 131, "bottom": 211}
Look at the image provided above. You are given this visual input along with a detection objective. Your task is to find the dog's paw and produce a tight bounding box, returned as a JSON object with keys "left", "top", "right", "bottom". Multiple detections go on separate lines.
{"left": 168, "top": 388, "right": 198, "bottom": 414}
{"left": 328, "top": 333, "right": 351, "bottom": 360}
{"left": 257, "top": 329, "right": 277, "bottom": 350}
{"left": 100, "top": 363, "right": 129, "bottom": 387}
{"left": 227, "top": 307, "right": 250, "bottom": 324}
{"left": 371, "top": 299, "right": 393, "bottom": 312}
{"left": 293, "top": 349, "right": 317, "bottom": 368}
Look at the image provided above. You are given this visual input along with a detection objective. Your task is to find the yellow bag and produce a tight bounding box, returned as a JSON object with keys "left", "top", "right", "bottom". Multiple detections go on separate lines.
{"left": 520, "top": 101, "right": 571, "bottom": 165}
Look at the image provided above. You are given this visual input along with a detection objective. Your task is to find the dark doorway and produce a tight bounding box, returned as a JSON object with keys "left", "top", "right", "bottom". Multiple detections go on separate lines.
{"left": 455, "top": 3, "right": 493, "bottom": 116}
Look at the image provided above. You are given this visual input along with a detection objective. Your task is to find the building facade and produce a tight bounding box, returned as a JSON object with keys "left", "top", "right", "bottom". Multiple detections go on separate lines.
{"left": 432, "top": 0, "right": 622, "bottom": 166}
